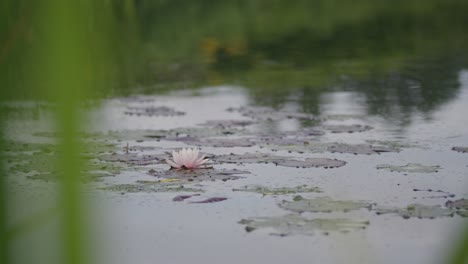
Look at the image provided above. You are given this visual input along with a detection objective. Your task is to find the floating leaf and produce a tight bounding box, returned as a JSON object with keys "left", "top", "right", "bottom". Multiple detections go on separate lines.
{"left": 445, "top": 199, "right": 468, "bottom": 210}
{"left": 227, "top": 106, "right": 319, "bottom": 121}
{"left": 214, "top": 153, "right": 346, "bottom": 168}
{"left": 452, "top": 146, "right": 468, "bottom": 153}
{"left": 233, "top": 185, "right": 322, "bottom": 195}
{"left": 173, "top": 194, "right": 201, "bottom": 201}
{"left": 214, "top": 153, "right": 286, "bottom": 164}
{"left": 98, "top": 152, "right": 167, "bottom": 166}
{"left": 377, "top": 163, "right": 440, "bottom": 173}
{"left": 275, "top": 158, "right": 346, "bottom": 168}
{"left": 197, "top": 120, "right": 255, "bottom": 128}
{"left": 279, "top": 196, "right": 373, "bottom": 213}
{"left": 100, "top": 181, "right": 203, "bottom": 193}
{"left": 124, "top": 106, "right": 185, "bottom": 117}
{"left": 175, "top": 138, "right": 255, "bottom": 147}
{"left": 147, "top": 168, "right": 249, "bottom": 183}
{"left": 239, "top": 214, "right": 369, "bottom": 236}
{"left": 323, "top": 124, "right": 373, "bottom": 133}
{"left": 190, "top": 197, "right": 228, "bottom": 203}
{"left": 328, "top": 143, "right": 398, "bottom": 155}
{"left": 375, "top": 204, "right": 454, "bottom": 219}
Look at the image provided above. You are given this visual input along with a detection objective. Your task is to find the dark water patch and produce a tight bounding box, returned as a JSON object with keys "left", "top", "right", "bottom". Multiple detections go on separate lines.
{"left": 239, "top": 214, "right": 369, "bottom": 236}
{"left": 147, "top": 168, "right": 249, "bottom": 183}
{"left": 190, "top": 197, "right": 228, "bottom": 203}
{"left": 279, "top": 196, "right": 374, "bottom": 213}
{"left": 377, "top": 163, "right": 441, "bottom": 173}
{"left": 124, "top": 106, "right": 185, "bottom": 117}
{"left": 375, "top": 204, "right": 454, "bottom": 219}
{"left": 452, "top": 146, "right": 468, "bottom": 153}
{"left": 173, "top": 194, "right": 201, "bottom": 201}
{"left": 233, "top": 185, "right": 322, "bottom": 195}
{"left": 323, "top": 124, "right": 373, "bottom": 133}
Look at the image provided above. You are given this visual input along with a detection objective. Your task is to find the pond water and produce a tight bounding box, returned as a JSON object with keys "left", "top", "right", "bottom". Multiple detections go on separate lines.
{"left": 4, "top": 68, "right": 468, "bottom": 264}
{"left": 3, "top": 1, "right": 468, "bottom": 263}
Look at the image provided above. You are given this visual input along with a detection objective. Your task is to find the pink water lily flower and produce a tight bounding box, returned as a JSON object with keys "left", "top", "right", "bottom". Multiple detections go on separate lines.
{"left": 165, "top": 148, "right": 210, "bottom": 169}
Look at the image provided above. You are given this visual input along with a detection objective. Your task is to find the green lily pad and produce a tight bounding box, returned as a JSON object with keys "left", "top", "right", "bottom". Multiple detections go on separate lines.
{"left": 375, "top": 204, "right": 454, "bottom": 219}
{"left": 232, "top": 185, "right": 322, "bottom": 195}
{"left": 377, "top": 163, "right": 441, "bottom": 173}
{"left": 239, "top": 214, "right": 369, "bottom": 236}
{"left": 279, "top": 196, "right": 374, "bottom": 213}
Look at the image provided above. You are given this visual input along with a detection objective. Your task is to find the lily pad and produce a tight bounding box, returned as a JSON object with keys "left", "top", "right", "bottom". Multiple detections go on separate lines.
{"left": 173, "top": 194, "right": 201, "bottom": 201}
{"left": 323, "top": 124, "right": 373, "bottom": 133}
{"left": 197, "top": 120, "right": 255, "bottom": 128}
{"left": 328, "top": 143, "right": 398, "bottom": 155}
{"left": 452, "top": 146, "right": 468, "bottom": 153}
{"left": 215, "top": 153, "right": 279, "bottom": 163}
{"left": 377, "top": 163, "right": 440, "bottom": 173}
{"left": 175, "top": 138, "right": 255, "bottom": 147}
{"left": 147, "top": 168, "right": 249, "bottom": 183}
{"left": 214, "top": 153, "right": 346, "bottom": 168}
{"left": 98, "top": 152, "right": 167, "bottom": 166}
{"left": 124, "top": 106, "right": 185, "bottom": 117}
{"left": 233, "top": 185, "right": 322, "bottom": 195}
{"left": 190, "top": 197, "right": 228, "bottom": 203}
{"left": 375, "top": 204, "right": 454, "bottom": 219}
{"left": 239, "top": 214, "right": 369, "bottom": 236}
{"left": 276, "top": 158, "right": 346, "bottom": 168}
{"left": 445, "top": 199, "right": 468, "bottom": 210}
{"left": 227, "top": 106, "right": 319, "bottom": 121}
{"left": 279, "top": 196, "right": 374, "bottom": 213}
{"left": 100, "top": 181, "right": 203, "bottom": 193}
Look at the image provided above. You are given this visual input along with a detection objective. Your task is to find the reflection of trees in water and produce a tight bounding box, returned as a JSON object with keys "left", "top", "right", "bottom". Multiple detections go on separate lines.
{"left": 355, "top": 56, "right": 464, "bottom": 119}
{"left": 247, "top": 55, "right": 466, "bottom": 121}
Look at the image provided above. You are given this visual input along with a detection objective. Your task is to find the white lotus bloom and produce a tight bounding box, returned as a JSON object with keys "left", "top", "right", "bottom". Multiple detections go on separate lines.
{"left": 165, "top": 148, "right": 209, "bottom": 169}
